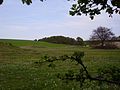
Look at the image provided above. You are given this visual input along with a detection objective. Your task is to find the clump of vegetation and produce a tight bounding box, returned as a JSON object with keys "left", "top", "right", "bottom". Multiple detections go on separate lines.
{"left": 69, "top": 0, "right": 120, "bottom": 19}
{"left": 38, "top": 51, "right": 120, "bottom": 89}
{"left": 92, "top": 43, "right": 119, "bottom": 49}
{"left": 97, "top": 65, "right": 120, "bottom": 83}
{"left": 90, "top": 26, "right": 119, "bottom": 49}
{"left": 0, "top": 42, "right": 14, "bottom": 47}
{"left": 38, "top": 36, "right": 84, "bottom": 46}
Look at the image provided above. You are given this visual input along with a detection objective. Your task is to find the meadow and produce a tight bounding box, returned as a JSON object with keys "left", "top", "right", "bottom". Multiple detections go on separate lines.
{"left": 0, "top": 39, "right": 120, "bottom": 90}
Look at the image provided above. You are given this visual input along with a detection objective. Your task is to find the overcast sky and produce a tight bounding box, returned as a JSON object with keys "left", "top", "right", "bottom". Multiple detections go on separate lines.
{"left": 0, "top": 0, "right": 120, "bottom": 40}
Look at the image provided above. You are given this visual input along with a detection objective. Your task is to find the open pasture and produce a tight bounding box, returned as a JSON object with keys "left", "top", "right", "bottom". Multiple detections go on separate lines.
{"left": 0, "top": 39, "right": 120, "bottom": 90}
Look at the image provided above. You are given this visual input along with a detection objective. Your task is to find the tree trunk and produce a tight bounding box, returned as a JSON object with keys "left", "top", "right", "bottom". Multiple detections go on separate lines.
{"left": 101, "top": 40, "right": 104, "bottom": 47}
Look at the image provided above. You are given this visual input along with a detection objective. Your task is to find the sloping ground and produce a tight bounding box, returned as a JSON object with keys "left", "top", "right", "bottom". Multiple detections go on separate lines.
{"left": 0, "top": 39, "right": 120, "bottom": 89}
{"left": 0, "top": 41, "right": 42, "bottom": 64}
{"left": 0, "top": 39, "right": 69, "bottom": 47}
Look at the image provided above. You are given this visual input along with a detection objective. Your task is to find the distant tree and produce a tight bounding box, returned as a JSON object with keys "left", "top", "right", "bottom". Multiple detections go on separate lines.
{"left": 76, "top": 37, "right": 84, "bottom": 45}
{"left": 34, "top": 39, "right": 37, "bottom": 41}
{"left": 118, "top": 36, "right": 120, "bottom": 40}
{"left": 39, "top": 36, "right": 78, "bottom": 45}
{"left": 90, "top": 26, "right": 115, "bottom": 47}
{"left": 0, "top": 0, "right": 120, "bottom": 19}
{"left": 111, "top": 36, "right": 118, "bottom": 40}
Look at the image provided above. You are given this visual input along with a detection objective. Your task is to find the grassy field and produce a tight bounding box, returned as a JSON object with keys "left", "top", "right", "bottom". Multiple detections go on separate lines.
{"left": 0, "top": 39, "right": 120, "bottom": 90}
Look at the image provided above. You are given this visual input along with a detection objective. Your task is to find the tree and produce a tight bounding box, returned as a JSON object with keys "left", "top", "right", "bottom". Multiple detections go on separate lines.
{"left": 0, "top": 0, "right": 3, "bottom": 5}
{"left": 117, "top": 36, "right": 120, "bottom": 40}
{"left": 69, "top": 0, "right": 120, "bottom": 19}
{"left": 38, "top": 51, "right": 120, "bottom": 88}
{"left": 39, "top": 36, "right": 78, "bottom": 45}
{"left": 0, "top": 0, "right": 120, "bottom": 19}
{"left": 90, "top": 26, "right": 114, "bottom": 47}
{"left": 34, "top": 39, "right": 38, "bottom": 41}
{"left": 76, "top": 37, "right": 84, "bottom": 45}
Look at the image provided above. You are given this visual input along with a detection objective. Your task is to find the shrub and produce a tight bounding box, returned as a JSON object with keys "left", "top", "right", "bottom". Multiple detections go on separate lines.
{"left": 92, "top": 43, "right": 118, "bottom": 49}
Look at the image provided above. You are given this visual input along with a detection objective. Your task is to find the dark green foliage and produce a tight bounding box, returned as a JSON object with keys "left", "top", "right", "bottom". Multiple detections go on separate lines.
{"left": 40, "top": 51, "right": 120, "bottom": 88}
{"left": 0, "top": 0, "right": 44, "bottom": 5}
{"left": 22, "top": 0, "right": 32, "bottom": 5}
{"left": 111, "top": 0, "right": 120, "bottom": 8}
{"left": 75, "top": 68, "right": 86, "bottom": 86}
{"left": 69, "top": 0, "right": 120, "bottom": 19}
{"left": 34, "top": 39, "right": 37, "bottom": 41}
{"left": 59, "top": 54, "right": 69, "bottom": 61}
{"left": 0, "top": 42, "right": 14, "bottom": 47}
{"left": 48, "top": 63, "right": 56, "bottom": 68}
{"left": 65, "top": 70, "right": 74, "bottom": 80}
{"left": 76, "top": 37, "right": 84, "bottom": 45}
{"left": 97, "top": 65, "right": 120, "bottom": 82}
{"left": 39, "top": 36, "right": 84, "bottom": 45}
{"left": 0, "top": 0, "right": 119, "bottom": 19}
{"left": 22, "top": 0, "right": 44, "bottom": 5}
{"left": 0, "top": 0, "right": 3, "bottom": 5}
{"left": 71, "top": 51, "right": 84, "bottom": 64}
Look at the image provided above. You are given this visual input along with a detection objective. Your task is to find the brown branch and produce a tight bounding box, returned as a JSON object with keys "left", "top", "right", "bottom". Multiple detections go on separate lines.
{"left": 78, "top": 58, "right": 120, "bottom": 85}
{"left": 90, "top": 77, "right": 120, "bottom": 85}
{"left": 41, "top": 52, "right": 120, "bottom": 86}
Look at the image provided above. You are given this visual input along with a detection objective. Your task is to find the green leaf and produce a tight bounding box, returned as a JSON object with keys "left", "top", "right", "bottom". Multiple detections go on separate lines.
{"left": 90, "top": 15, "right": 94, "bottom": 20}
{"left": 69, "top": 11, "right": 76, "bottom": 16}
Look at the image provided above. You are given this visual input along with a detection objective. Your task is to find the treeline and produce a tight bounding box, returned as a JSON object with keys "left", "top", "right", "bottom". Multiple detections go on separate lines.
{"left": 35, "top": 36, "right": 84, "bottom": 45}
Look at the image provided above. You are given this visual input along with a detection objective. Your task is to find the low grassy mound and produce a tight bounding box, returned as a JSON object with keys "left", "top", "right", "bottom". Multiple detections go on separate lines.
{"left": 0, "top": 39, "right": 69, "bottom": 48}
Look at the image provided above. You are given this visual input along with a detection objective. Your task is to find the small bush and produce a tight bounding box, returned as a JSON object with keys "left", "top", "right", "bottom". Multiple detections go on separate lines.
{"left": 0, "top": 42, "right": 14, "bottom": 47}
{"left": 97, "top": 65, "right": 120, "bottom": 82}
{"left": 92, "top": 44, "right": 118, "bottom": 49}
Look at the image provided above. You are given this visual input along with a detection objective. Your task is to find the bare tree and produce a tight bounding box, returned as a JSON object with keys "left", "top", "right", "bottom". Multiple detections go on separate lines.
{"left": 90, "top": 26, "right": 114, "bottom": 47}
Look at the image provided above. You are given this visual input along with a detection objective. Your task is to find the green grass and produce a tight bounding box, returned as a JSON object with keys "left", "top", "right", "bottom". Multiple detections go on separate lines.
{"left": 0, "top": 39, "right": 68, "bottom": 47}
{"left": 0, "top": 39, "right": 120, "bottom": 90}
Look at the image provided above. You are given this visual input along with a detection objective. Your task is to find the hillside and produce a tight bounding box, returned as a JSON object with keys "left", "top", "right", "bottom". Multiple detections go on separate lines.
{"left": 0, "top": 39, "right": 120, "bottom": 90}
{"left": 38, "top": 36, "right": 83, "bottom": 45}
{"left": 0, "top": 39, "right": 69, "bottom": 48}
